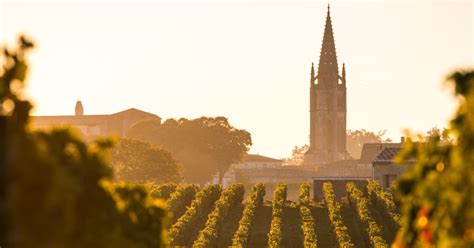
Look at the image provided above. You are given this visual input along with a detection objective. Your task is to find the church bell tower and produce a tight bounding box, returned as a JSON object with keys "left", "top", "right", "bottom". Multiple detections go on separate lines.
{"left": 304, "top": 5, "right": 347, "bottom": 166}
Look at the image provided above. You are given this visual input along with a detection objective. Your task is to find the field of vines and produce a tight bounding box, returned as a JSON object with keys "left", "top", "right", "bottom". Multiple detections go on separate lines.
{"left": 159, "top": 180, "right": 399, "bottom": 247}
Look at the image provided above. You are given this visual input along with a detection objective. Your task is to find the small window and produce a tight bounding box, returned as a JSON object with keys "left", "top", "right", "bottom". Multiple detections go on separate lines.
{"left": 383, "top": 174, "right": 397, "bottom": 189}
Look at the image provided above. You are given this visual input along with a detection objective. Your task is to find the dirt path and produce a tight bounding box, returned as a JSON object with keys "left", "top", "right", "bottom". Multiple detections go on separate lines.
{"left": 217, "top": 203, "right": 244, "bottom": 247}
{"left": 340, "top": 201, "right": 371, "bottom": 247}
{"left": 179, "top": 197, "right": 220, "bottom": 246}
{"left": 368, "top": 201, "right": 398, "bottom": 244}
{"left": 247, "top": 203, "right": 272, "bottom": 248}
{"left": 311, "top": 202, "right": 338, "bottom": 248}
{"left": 281, "top": 202, "right": 303, "bottom": 248}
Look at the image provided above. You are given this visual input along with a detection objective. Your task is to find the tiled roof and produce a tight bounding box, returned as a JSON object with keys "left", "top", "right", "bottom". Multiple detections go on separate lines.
{"left": 359, "top": 143, "right": 402, "bottom": 163}
{"left": 372, "top": 147, "right": 402, "bottom": 164}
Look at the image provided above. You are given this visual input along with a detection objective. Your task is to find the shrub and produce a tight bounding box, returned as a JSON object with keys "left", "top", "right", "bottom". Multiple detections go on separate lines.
{"left": 231, "top": 183, "right": 266, "bottom": 247}
{"left": 2, "top": 36, "right": 168, "bottom": 248}
{"left": 193, "top": 184, "right": 245, "bottom": 247}
{"left": 322, "top": 183, "right": 354, "bottom": 248}
{"left": 267, "top": 183, "right": 287, "bottom": 248}
{"left": 169, "top": 184, "right": 221, "bottom": 246}
{"left": 299, "top": 183, "right": 317, "bottom": 248}
{"left": 346, "top": 182, "right": 388, "bottom": 248}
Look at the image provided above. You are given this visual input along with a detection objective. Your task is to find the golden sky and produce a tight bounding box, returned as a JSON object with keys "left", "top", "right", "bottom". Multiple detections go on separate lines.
{"left": 1, "top": 0, "right": 473, "bottom": 158}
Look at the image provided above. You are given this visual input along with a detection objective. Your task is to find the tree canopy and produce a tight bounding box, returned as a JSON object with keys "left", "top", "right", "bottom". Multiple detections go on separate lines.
{"left": 346, "top": 129, "right": 392, "bottom": 159}
{"left": 1, "top": 36, "right": 168, "bottom": 247}
{"left": 110, "top": 139, "right": 182, "bottom": 183}
{"left": 127, "top": 117, "right": 252, "bottom": 184}
{"left": 286, "top": 129, "right": 391, "bottom": 164}
{"left": 285, "top": 145, "right": 309, "bottom": 165}
{"left": 394, "top": 70, "right": 474, "bottom": 247}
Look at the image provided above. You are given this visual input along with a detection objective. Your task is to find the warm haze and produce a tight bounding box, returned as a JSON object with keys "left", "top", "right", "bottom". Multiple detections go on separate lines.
{"left": 1, "top": 0, "right": 472, "bottom": 158}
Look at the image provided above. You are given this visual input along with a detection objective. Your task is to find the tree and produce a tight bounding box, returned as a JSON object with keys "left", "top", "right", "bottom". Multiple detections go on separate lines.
{"left": 110, "top": 139, "right": 182, "bottom": 183}
{"left": 1, "top": 36, "right": 168, "bottom": 247}
{"left": 346, "top": 129, "right": 392, "bottom": 159}
{"left": 394, "top": 70, "right": 474, "bottom": 247}
{"left": 284, "top": 145, "right": 309, "bottom": 165}
{"left": 424, "top": 126, "right": 454, "bottom": 144}
{"left": 127, "top": 117, "right": 252, "bottom": 184}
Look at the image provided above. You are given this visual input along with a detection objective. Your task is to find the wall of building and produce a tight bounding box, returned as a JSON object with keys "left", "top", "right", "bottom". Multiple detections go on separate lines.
{"left": 373, "top": 163, "right": 411, "bottom": 188}
{"left": 233, "top": 161, "right": 282, "bottom": 169}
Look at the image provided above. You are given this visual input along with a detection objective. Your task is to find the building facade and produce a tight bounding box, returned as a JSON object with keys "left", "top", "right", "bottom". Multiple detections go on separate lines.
{"left": 372, "top": 147, "right": 414, "bottom": 188}
{"left": 32, "top": 101, "right": 161, "bottom": 139}
{"left": 211, "top": 154, "right": 283, "bottom": 186}
{"left": 233, "top": 154, "right": 283, "bottom": 169}
{"left": 304, "top": 6, "right": 347, "bottom": 166}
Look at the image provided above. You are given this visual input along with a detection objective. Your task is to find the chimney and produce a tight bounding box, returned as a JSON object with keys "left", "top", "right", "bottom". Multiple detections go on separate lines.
{"left": 75, "top": 100, "right": 84, "bottom": 116}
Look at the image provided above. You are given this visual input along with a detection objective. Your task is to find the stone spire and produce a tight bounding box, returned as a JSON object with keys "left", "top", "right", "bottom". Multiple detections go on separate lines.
{"left": 310, "top": 62, "right": 316, "bottom": 86}
{"left": 317, "top": 4, "right": 339, "bottom": 86}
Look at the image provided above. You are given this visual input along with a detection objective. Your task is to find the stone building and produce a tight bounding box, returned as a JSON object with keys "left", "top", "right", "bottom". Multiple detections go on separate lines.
{"left": 304, "top": 5, "right": 347, "bottom": 166}
{"left": 359, "top": 143, "right": 402, "bottom": 164}
{"left": 32, "top": 100, "right": 161, "bottom": 138}
{"left": 211, "top": 154, "right": 317, "bottom": 200}
{"left": 233, "top": 154, "right": 283, "bottom": 169}
{"left": 211, "top": 154, "right": 284, "bottom": 186}
{"left": 372, "top": 146, "right": 415, "bottom": 188}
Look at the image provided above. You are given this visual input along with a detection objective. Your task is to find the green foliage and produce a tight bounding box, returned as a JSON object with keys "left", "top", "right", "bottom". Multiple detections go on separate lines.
{"left": 322, "top": 182, "right": 354, "bottom": 248}
{"left": 299, "top": 183, "right": 318, "bottom": 248}
{"left": 150, "top": 183, "right": 178, "bottom": 199}
{"left": 110, "top": 139, "right": 182, "bottom": 183}
{"left": 105, "top": 182, "right": 169, "bottom": 247}
{"left": 367, "top": 180, "right": 400, "bottom": 225}
{"left": 167, "top": 184, "right": 199, "bottom": 222}
{"left": 232, "top": 183, "right": 266, "bottom": 247}
{"left": 1, "top": 37, "right": 168, "bottom": 247}
{"left": 300, "top": 206, "right": 317, "bottom": 248}
{"left": 285, "top": 145, "right": 309, "bottom": 165}
{"left": 299, "top": 182, "right": 311, "bottom": 206}
{"left": 346, "top": 182, "right": 388, "bottom": 248}
{"left": 193, "top": 184, "right": 245, "bottom": 247}
{"left": 346, "top": 129, "right": 391, "bottom": 159}
{"left": 424, "top": 126, "right": 453, "bottom": 143}
{"left": 127, "top": 117, "right": 252, "bottom": 184}
{"left": 394, "top": 70, "right": 474, "bottom": 247}
{"left": 169, "top": 184, "right": 222, "bottom": 246}
{"left": 267, "top": 183, "right": 287, "bottom": 248}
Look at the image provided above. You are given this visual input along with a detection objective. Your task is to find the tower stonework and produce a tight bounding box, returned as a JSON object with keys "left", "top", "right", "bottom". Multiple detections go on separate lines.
{"left": 75, "top": 100, "right": 84, "bottom": 116}
{"left": 304, "top": 5, "right": 347, "bottom": 166}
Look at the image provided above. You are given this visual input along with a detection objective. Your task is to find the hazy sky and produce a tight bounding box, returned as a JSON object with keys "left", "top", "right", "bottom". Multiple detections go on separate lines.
{"left": 1, "top": 0, "right": 473, "bottom": 158}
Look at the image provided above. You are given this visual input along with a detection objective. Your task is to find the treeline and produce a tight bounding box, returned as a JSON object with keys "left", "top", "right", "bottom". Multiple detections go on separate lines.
{"left": 126, "top": 115, "right": 252, "bottom": 184}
